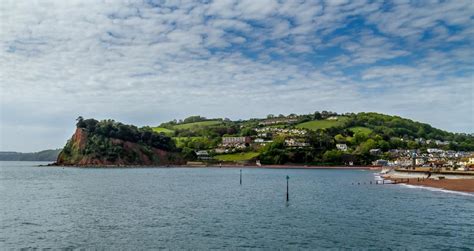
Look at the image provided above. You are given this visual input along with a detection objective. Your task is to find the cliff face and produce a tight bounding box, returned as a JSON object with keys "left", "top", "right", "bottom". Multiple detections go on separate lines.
{"left": 56, "top": 128, "right": 184, "bottom": 166}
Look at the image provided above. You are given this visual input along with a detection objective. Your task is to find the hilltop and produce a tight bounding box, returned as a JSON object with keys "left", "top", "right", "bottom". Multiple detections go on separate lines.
{"left": 56, "top": 117, "right": 184, "bottom": 166}
{"left": 56, "top": 112, "right": 474, "bottom": 166}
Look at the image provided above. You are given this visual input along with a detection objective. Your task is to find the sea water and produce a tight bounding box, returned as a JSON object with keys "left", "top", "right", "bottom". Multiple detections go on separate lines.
{"left": 1, "top": 161, "right": 473, "bottom": 249}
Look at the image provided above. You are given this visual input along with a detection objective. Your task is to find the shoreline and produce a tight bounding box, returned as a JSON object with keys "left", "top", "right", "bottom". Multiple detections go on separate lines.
{"left": 45, "top": 162, "right": 381, "bottom": 170}
{"left": 387, "top": 178, "right": 474, "bottom": 193}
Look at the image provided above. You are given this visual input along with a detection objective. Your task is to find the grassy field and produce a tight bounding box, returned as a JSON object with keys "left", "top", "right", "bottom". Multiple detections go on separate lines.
{"left": 214, "top": 152, "right": 260, "bottom": 161}
{"left": 349, "top": 126, "right": 373, "bottom": 135}
{"left": 172, "top": 137, "right": 208, "bottom": 147}
{"left": 172, "top": 120, "right": 222, "bottom": 130}
{"left": 152, "top": 127, "right": 174, "bottom": 135}
{"left": 296, "top": 117, "right": 349, "bottom": 130}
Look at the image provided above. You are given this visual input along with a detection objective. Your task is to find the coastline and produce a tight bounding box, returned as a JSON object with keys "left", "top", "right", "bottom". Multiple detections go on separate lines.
{"left": 46, "top": 162, "right": 381, "bottom": 170}
{"left": 387, "top": 178, "right": 474, "bottom": 193}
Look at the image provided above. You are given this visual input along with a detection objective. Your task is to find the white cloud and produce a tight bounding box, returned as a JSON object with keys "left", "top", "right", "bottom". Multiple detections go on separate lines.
{"left": 0, "top": 0, "right": 473, "bottom": 151}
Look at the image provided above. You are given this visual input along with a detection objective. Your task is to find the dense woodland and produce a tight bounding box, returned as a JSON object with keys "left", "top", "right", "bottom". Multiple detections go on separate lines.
{"left": 60, "top": 117, "right": 178, "bottom": 163}
{"left": 76, "top": 117, "right": 176, "bottom": 151}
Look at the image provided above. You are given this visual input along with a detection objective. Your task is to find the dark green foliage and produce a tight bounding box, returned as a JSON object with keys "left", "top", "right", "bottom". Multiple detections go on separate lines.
{"left": 76, "top": 118, "right": 176, "bottom": 151}
{"left": 181, "top": 147, "right": 197, "bottom": 160}
{"left": 259, "top": 138, "right": 288, "bottom": 164}
{"left": 71, "top": 112, "right": 473, "bottom": 165}
{"left": 182, "top": 116, "right": 208, "bottom": 124}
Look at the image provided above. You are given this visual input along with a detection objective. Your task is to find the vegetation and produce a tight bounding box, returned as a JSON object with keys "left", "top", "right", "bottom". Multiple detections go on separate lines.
{"left": 152, "top": 127, "right": 174, "bottom": 135}
{"left": 214, "top": 152, "right": 260, "bottom": 161}
{"left": 59, "top": 117, "right": 180, "bottom": 164}
{"left": 296, "top": 117, "right": 349, "bottom": 130}
{"left": 75, "top": 117, "right": 176, "bottom": 151}
{"left": 349, "top": 126, "right": 373, "bottom": 135}
{"left": 172, "top": 120, "right": 223, "bottom": 130}
{"left": 59, "top": 112, "right": 474, "bottom": 166}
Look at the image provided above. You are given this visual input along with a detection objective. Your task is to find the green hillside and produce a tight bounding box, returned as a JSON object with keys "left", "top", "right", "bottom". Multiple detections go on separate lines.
{"left": 152, "top": 127, "right": 174, "bottom": 135}
{"left": 296, "top": 117, "right": 349, "bottom": 130}
{"left": 172, "top": 120, "right": 222, "bottom": 130}
{"left": 214, "top": 152, "right": 260, "bottom": 161}
{"left": 57, "top": 113, "right": 474, "bottom": 166}
{"left": 349, "top": 126, "right": 373, "bottom": 135}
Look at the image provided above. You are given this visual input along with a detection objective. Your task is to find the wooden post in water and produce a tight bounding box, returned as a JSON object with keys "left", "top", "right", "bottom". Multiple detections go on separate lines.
{"left": 286, "top": 175, "right": 290, "bottom": 202}
{"left": 240, "top": 169, "right": 242, "bottom": 185}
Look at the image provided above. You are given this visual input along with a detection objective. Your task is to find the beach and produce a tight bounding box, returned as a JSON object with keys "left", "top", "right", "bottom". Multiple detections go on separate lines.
{"left": 389, "top": 178, "right": 474, "bottom": 193}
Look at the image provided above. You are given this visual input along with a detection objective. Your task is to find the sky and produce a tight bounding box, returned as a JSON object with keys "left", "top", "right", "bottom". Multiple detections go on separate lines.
{"left": 0, "top": 0, "right": 473, "bottom": 152}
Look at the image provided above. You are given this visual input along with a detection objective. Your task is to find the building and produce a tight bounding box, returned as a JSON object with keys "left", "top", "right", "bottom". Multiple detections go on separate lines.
{"left": 195, "top": 150, "right": 211, "bottom": 160}
{"left": 427, "top": 148, "right": 444, "bottom": 154}
{"left": 336, "top": 144, "right": 348, "bottom": 151}
{"left": 369, "top": 149, "right": 381, "bottom": 155}
{"left": 285, "top": 138, "right": 309, "bottom": 147}
{"left": 373, "top": 159, "right": 388, "bottom": 166}
{"left": 222, "top": 136, "right": 251, "bottom": 145}
{"left": 435, "top": 140, "right": 450, "bottom": 146}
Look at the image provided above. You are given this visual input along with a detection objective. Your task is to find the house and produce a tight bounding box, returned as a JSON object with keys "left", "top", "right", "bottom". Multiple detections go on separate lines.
{"left": 222, "top": 136, "right": 251, "bottom": 145}
{"left": 254, "top": 138, "right": 273, "bottom": 145}
{"left": 415, "top": 138, "right": 425, "bottom": 144}
{"left": 427, "top": 148, "right": 444, "bottom": 154}
{"left": 336, "top": 144, "right": 348, "bottom": 151}
{"left": 285, "top": 138, "right": 309, "bottom": 147}
{"left": 373, "top": 159, "right": 388, "bottom": 166}
{"left": 415, "top": 158, "right": 426, "bottom": 165}
{"left": 435, "top": 140, "right": 449, "bottom": 146}
{"left": 326, "top": 116, "right": 338, "bottom": 120}
{"left": 369, "top": 149, "right": 381, "bottom": 155}
{"left": 468, "top": 155, "right": 474, "bottom": 165}
{"left": 196, "top": 150, "right": 211, "bottom": 160}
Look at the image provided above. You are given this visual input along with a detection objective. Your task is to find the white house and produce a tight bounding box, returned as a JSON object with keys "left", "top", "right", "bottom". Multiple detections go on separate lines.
{"left": 427, "top": 148, "right": 444, "bottom": 154}
{"left": 336, "top": 144, "right": 348, "bottom": 151}
{"left": 196, "top": 150, "right": 211, "bottom": 160}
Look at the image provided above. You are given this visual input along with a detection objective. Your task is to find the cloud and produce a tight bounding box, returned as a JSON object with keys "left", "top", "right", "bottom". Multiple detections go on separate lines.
{"left": 0, "top": 0, "right": 473, "bottom": 151}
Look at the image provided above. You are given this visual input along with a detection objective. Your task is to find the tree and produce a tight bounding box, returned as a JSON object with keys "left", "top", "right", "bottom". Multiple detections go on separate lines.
{"left": 76, "top": 116, "right": 85, "bottom": 127}
{"left": 323, "top": 150, "right": 344, "bottom": 163}
{"left": 313, "top": 111, "right": 322, "bottom": 120}
{"left": 334, "top": 134, "right": 346, "bottom": 143}
{"left": 241, "top": 128, "right": 256, "bottom": 136}
{"left": 357, "top": 139, "right": 377, "bottom": 155}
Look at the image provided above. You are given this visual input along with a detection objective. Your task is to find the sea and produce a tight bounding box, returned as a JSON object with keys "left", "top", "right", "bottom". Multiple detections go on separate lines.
{"left": 1, "top": 161, "right": 473, "bottom": 249}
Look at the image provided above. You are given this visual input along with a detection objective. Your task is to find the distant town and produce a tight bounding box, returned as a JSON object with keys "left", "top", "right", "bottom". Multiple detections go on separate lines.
{"left": 151, "top": 112, "right": 474, "bottom": 171}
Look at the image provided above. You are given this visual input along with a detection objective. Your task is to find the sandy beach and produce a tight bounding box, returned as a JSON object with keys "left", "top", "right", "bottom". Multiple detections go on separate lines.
{"left": 389, "top": 178, "right": 474, "bottom": 193}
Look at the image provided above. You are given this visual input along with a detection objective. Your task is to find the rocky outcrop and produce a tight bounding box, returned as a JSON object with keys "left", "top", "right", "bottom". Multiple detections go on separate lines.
{"left": 56, "top": 128, "right": 184, "bottom": 166}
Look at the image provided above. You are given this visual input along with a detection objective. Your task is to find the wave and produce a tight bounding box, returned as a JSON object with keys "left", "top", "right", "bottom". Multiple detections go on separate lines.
{"left": 399, "top": 184, "right": 474, "bottom": 197}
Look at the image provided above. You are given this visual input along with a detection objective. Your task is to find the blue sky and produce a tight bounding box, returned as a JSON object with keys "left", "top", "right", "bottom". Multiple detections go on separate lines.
{"left": 1, "top": 0, "right": 473, "bottom": 151}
